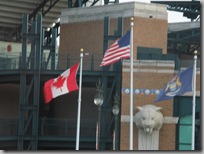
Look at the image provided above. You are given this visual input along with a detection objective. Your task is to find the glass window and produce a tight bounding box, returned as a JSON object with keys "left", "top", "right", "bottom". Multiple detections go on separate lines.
{"left": 178, "top": 115, "right": 192, "bottom": 150}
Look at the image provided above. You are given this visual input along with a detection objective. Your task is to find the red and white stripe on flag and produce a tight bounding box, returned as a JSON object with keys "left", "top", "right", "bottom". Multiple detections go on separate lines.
{"left": 100, "top": 39, "right": 130, "bottom": 67}
{"left": 100, "top": 31, "right": 130, "bottom": 66}
{"left": 44, "top": 63, "right": 79, "bottom": 104}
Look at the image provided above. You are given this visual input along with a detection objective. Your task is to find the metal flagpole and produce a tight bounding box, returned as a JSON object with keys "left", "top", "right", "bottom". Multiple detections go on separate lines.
{"left": 129, "top": 17, "right": 134, "bottom": 150}
{"left": 191, "top": 50, "right": 197, "bottom": 150}
{"left": 76, "top": 48, "right": 84, "bottom": 150}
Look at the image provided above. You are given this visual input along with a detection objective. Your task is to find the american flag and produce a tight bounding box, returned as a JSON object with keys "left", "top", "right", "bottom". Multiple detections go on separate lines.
{"left": 100, "top": 31, "right": 130, "bottom": 66}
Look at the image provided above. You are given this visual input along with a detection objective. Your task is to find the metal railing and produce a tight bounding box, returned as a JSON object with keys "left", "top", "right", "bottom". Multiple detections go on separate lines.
{"left": 58, "top": 52, "right": 105, "bottom": 71}
{"left": 0, "top": 52, "right": 107, "bottom": 71}
{"left": 137, "top": 53, "right": 200, "bottom": 70}
{"left": 0, "top": 119, "right": 18, "bottom": 136}
{"left": 40, "top": 118, "right": 96, "bottom": 138}
{"left": 0, "top": 52, "right": 200, "bottom": 71}
{"left": 0, "top": 118, "right": 97, "bottom": 138}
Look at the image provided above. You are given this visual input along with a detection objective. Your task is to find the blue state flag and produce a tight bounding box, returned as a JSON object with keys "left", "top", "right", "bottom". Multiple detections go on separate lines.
{"left": 154, "top": 65, "right": 194, "bottom": 102}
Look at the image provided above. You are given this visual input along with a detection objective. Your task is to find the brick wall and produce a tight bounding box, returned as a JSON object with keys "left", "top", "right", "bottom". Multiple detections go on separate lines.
{"left": 59, "top": 2, "right": 170, "bottom": 150}
{"left": 59, "top": 2, "right": 168, "bottom": 70}
{"left": 58, "top": 2, "right": 200, "bottom": 150}
{"left": 120, "top": 60, "right": 175, "bottom": 150}
{"left": 59, "top": 16, "right": 167, "bottom": 69}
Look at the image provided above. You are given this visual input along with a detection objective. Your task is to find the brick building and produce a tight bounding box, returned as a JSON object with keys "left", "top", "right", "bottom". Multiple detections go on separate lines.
{"left": 0, "top": 1, "right": 200, "bottom": 150}
{"left": 59, "top": 1, "right": 200, "bottom": 150}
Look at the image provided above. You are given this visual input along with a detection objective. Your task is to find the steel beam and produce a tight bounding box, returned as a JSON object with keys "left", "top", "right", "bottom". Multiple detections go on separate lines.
{"left": 99, "top": 16, "right": 123, "bottom": 150}
{"left": 18, "top": 14, "right": 28, "bottom": 150}
{"left": 17, "top": 14, "right": 42, "bottom": 150}
{"left": 151, "top": 1, "right": 200, "bottom": 20}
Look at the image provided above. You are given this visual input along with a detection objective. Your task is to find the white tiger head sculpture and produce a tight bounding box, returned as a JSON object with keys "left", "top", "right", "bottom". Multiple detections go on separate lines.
{"left": 134, "top": 104, "right": 164, "bottom": 134}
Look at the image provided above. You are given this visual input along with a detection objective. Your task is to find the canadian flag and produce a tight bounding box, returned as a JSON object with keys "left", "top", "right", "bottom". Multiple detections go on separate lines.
{"left": 44, "top": 63, "right": 79, "bottom": 104}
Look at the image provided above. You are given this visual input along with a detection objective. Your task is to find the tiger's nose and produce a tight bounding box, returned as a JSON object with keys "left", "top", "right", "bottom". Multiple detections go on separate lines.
{"left": 145, "top": 121, "right": 152, "bottom": 127}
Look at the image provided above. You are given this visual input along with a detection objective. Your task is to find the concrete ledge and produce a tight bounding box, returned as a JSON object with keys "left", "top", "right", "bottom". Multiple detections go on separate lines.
{"left": 121, "top": 115, "right": 179, "bottom": 124}
{"left": 123, "top": 59, "right": 175, "bottom": 67}
{"left": 121, "top": 115, "right": 130, "bottom": 123}
{"left": 122, "top": 59, "right": 175, "bottom": 73}
{"left": 181, "top": 91, "right": 200, "bottom": 97}
{"left": 163, "top": 117, "right": 179, "bottom": 124}
{"left": 122, "top": 68, "right": 175, "bottom": 73}
{"left": 60, "top": 2, "right": 167, "bottom": 24}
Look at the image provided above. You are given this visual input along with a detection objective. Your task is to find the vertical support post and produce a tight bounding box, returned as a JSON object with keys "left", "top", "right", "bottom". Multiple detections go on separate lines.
{"left": 114, "top": 33, "right": 122, "bottom": 149}
{"left": 101, "top": 17, "right": 109, "bottom": 150}
{"left": 98, "top": 105, "right": 102, "bottom": 150}
{"left": 104, "top": 0, "right": 109, "bottom": 4}
{"left": 102, "top": 16, "right": 123, "bottom": 150}
{"left": 31, "top": 14, "right": 42, "bottom": 150}
{"left": 68, "top": 0, "right": 72, "bottom": 8}
{"left": 100, "top": 77, "right": 107, "bottom": 150}
{"left": 115, "top": 93, "right": 121, "bottom": 150}
{"left": 112, "top": 93, "right": 120, "bottom": 150}
{"left": 103, "top": 16, "right": 109, "bottom": 55}
{"left": 30, "top": 21, "right": 37, "bottom": 69}
{"left": 113, "top": 17, "right": 122, "bottom": 71}
{"left": 78, "top": 0, "right": 82, "bottom": 7}
{"left": 114, "top": 112, "right": 118, "bottom": 150}
{"left": 41, "top": 28, "right": 45, "bottom": 69}
{"left": 51, "top": 28, "right": 57, "bottom": 70}
{"left": 18, "top": 14, "right": 42, "bottom": 150}
{"left": 18, "top": 14, "right": 28, "bottom": 150}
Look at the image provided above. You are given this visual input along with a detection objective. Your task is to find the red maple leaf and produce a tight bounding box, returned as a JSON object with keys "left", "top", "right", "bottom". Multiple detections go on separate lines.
{"left": 52, "top": 75, "right": 66, "bottom": 91}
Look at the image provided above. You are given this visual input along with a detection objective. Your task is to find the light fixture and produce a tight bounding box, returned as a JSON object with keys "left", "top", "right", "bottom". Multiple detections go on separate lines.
{"left": 94, "top": 79, "right": 103, "bottom": 106}
{"left": 112, "top": 93, "right": 119, "bottom": 116}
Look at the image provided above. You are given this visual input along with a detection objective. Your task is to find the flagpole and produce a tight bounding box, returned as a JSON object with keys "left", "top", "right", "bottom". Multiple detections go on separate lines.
{"left": 129, "top": 17, "right": 134, "bottom": 150}
{"left": 76, "top": 48, "right": 84, "bottom": 150}
{"left": 191, "top": 50, "right": 197, "bottom": 150}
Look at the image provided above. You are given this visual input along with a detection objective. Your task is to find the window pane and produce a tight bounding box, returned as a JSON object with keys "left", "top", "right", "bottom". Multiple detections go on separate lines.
{"left": 179, "top": 125, "right": 192, "bottom": 143}
{"left": 179, "top": 144, "right": 191, "bottom": 150}
{"left": 179, "top": 115, "right": 192, "bottom": 150}
{"left": 179, "top": 115, "right": 192, "bottom": 124}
